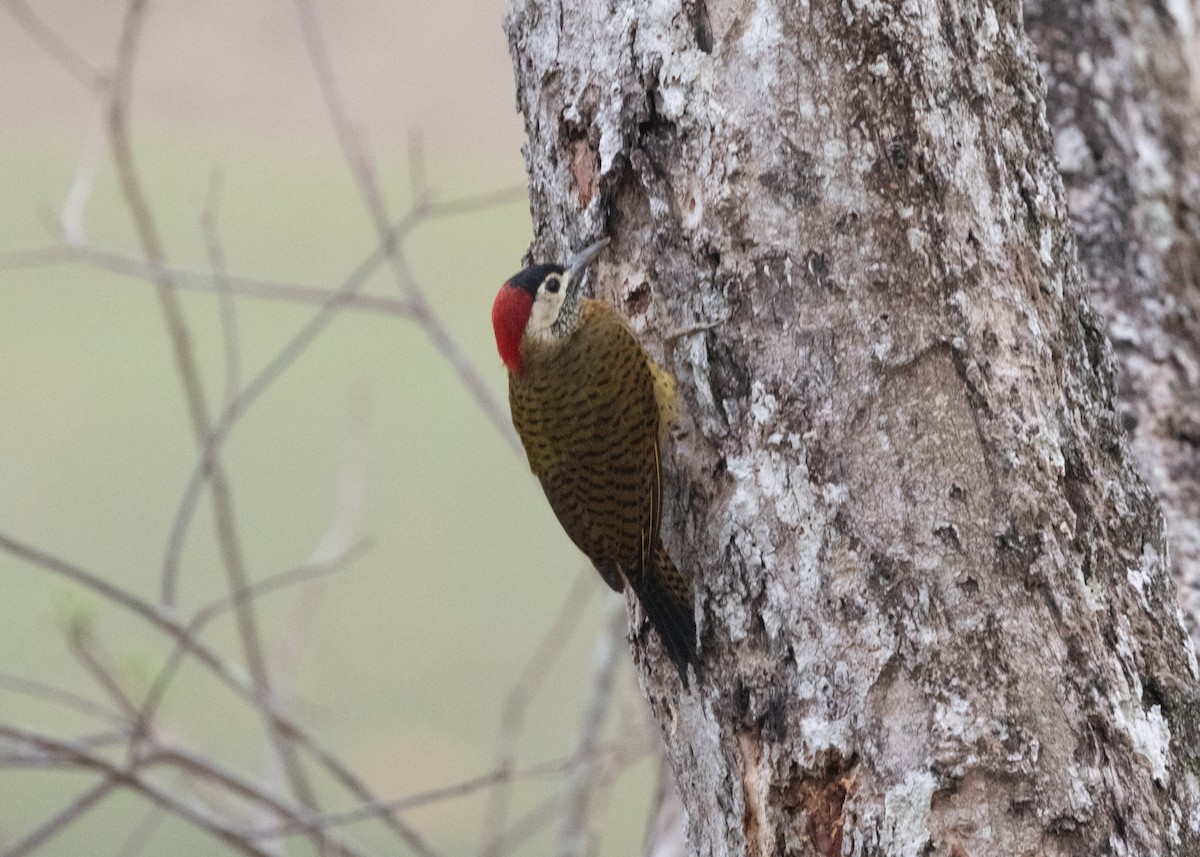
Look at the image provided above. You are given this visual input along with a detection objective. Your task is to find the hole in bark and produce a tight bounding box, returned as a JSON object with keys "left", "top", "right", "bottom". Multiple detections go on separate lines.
{"left": 1017, "top": 181, "right": 1040, "bottom": 235}
{"left": 934, "top": 524, "right": 961, "bottom": 549}
{"left": 784, "top": 752, "right": 858, "bottom": 857}
{"left": 733, "top": 678, "right": 751, "bottom": 720}
{"left": 1142, "top": 675, "right": 1165, "bottom": 710}
{"left": 804, "top": 250, "right": 832, "bottom": 289}
{"left": 871, "top": 552, "right": 899, "bottom": 583}
{"left": 762, "top": 693, "right": 787, "bottom": 742}
{"left": 1170, "top": 409, "right": 1200, "bottom": 446}
{"left": 624, "top": 280, "right": 652, "bottom": 315}
{"left": 706, "top": 337, "right": 751, "bottom": 412}
{"left": 684, "top": 0, "right": 713, "bottom": 53}
{"left": 568, "top": 138, "right": 598, "bottom": 210}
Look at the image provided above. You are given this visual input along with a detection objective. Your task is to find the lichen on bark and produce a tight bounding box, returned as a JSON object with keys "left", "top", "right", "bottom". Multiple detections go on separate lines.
{"left": 1025, "top": 0, "right": 1200, "bottom": 648}
{"left": 506, "top": 0, "right": 1200, "bottom": 854}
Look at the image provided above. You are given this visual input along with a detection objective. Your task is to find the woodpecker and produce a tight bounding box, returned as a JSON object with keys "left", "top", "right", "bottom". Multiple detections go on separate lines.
{"left": 492, "top": 238, "right": 697, "bottom": 677}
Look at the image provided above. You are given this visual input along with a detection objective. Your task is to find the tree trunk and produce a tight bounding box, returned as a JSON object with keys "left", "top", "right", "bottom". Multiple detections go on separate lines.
{"left": 1024, "top": 0, "right": 1200, "bottom": 646}
{"left": 505, "top": 1, "right": 1200, "bottom": 854}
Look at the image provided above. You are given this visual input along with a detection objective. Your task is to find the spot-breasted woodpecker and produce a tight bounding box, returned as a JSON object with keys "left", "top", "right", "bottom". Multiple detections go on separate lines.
{"left": 491, "top": 238, "right": 698, "bottom": 676}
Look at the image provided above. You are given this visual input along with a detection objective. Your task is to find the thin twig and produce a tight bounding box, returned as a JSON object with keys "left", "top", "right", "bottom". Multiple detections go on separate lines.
{"left": 66, "top": 621, "right": 141, "bottom": 719}
{"left": 0, "top": 729, "right": 131, "bottom": 768}
{"left": 275, "top": 719, "right": 444, "bottom": 857}
{"left": 115, "top": 801, "right": 168, "bottom": 857}
{"left": 0, "top": 725, "right": 299, "bottom": 857}
{"left": 134, "top": 541, "right": 370, "bottom": 745}
{"left": 0, "top": 530, "right": 439, "bottom": 857}
{"left": 62, "top": 101, "right": 108, "bottom": 245}
{"left": 0, "top": 244, "right": 417, "bottom": 316}
{"left": 159, "top": 208, "right": 424, "bottom": 604}
{"left": 106, "top": 0, "right": 318, "bottom": 816}
{"left": 0, "top": 672, "right": 124, "bottom": 726}
{"left": 6, "top": 0, "right": 105, "bottom": 88}
{"left": 491, "top": 794, "right": 564, "bottom": 857}
{"left": 9, "top": 0, "right": 111, "bottom": 244}
{"left": 201, "top": 171, "right": 242, "bottom": 405}
{"left": 140, "top": 743, "right": 368, "bottom": 856}
{"left": 642, "top": 751, "right": 687, "bottom": 857}
{"left": 2, "top": 725, "right": 369, "bottom": 857}
{"left": 251, "top": 754, "right": 581, "bottom": 840}
{"left": 557, "top": 597, "right": 627, "bottom": 857}
{"left": 421, "top": 184, "right": 527, "bottom": 220}
{"left": 480, "top": 571, "right": 593, "bottom": 856}
{"left": 294, "top": 0, "right": 522, "bottom": 456}
{"left": 257, "top": 735, "right": 675, "bottom": 849}
{"left": 0, "top": 775, "right": 117, "bottom": 857}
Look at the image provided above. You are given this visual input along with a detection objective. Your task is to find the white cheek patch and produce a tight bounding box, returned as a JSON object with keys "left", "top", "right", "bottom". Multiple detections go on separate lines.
{"left": 525, "top": 285, "right": 566, "bottom": 343}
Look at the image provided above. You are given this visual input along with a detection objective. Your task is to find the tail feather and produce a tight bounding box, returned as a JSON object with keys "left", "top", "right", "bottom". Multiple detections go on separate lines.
{"left": 630, "top": 545, "right": 698, "bottom": 682}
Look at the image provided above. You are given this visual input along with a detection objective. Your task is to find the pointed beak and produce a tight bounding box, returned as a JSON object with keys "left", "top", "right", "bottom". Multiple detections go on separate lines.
{"left": 565, "top": 237, "right": 610, "bottom": 286}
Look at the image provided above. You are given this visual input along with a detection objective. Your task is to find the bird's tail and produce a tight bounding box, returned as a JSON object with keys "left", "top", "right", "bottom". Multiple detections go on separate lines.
{"left": 631, "top": 544, "right": 698, "bottom": 682}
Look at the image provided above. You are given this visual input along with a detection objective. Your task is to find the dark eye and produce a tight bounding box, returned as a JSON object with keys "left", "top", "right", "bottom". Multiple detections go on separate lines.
{"left": 545, "top": 277, "right": 561, "bottom": 294}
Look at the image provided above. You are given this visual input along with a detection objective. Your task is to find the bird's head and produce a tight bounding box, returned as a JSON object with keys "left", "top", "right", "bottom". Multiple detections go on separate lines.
{"left": 492, "top": 237, "right": 609, "bottom": 375}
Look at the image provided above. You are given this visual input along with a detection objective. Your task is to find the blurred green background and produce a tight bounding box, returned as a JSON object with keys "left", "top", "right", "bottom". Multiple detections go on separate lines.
{"left": 0, "top": 1, "right": 656, "bottom": 854}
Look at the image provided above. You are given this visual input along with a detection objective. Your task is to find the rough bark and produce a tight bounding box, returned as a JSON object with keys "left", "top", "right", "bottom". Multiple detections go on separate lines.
{"left": 506, "top": 1, "right": 1200, "bottom": 855}
{"left": 1024, "top": 0, "right": 1200, "bottom": 646}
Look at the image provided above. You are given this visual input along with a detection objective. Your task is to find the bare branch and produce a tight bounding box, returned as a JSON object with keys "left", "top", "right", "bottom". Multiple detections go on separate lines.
{"left": 62, "top": 103, "right": 107, "bottom": 246}
{"left": 0, "top": 244, "right": 418, "bottom": 316}
{"left": 159, "top": 210, "right": 423, "bottom": 604}
{"left": 0, "top": 529, "right": 433, "bottom": 854}
{"left": 201, "top": 171, "right": 242, "bottom": 405}
{"left": 2, "top": 724, "right": 374, "bottom": 857}
{"left": 115, "top": 802, "right": 168, "bottom": 857}
{"left": 0, "top": 172, "right": 528, "bottom": 310}
{"left": 0, "top": 672, "right": 124, "bottom": 726}
{"left": 422, "top": 184, "right": 528, "bottom": 220}
{"left": 135, "top": 541, "right": 370, "bottom": 745}
{"left": 66, "top": 620, "right": 141, "bottom": 719}
{"left": 492, "top": 794, "right": 565, "bottom": 857}
{"left": 294, "top": 0, "right": 522, "bottom": 456}
{"left": 0, "top": 730, "right": 130, "bottom": 769}
{"left": 281, "top": 724, "right": 444, "bottom": 857}
{"left": 103, "top": 0, "right": 319, "bottom": 815}
{"left": 0, "top": 775, "right": 117, "bottom": 857}
{"left": 0, "top": 725, "right": 298, "bottom": 857}
{"left": 141, "top": 744, "right": 372, "bottom": 857}
{"left": 6, "top": 0, "right": 104, "bottom": 89}
{"left": 8, "top": 0, "right": 110, "bottom": 244}
{"left": 556, "top": 597, "right": 627, "bottom": 857}
{"left": 641, "top": 752, "right": 686, "bottom": 857}
{"left": 252, "top": 755, "right": 578, "bottom": 840}
{"left": 480, "top": 571, "right": 592, "bottom": 855}
{"left": 294, "top": 0, "right": 390, "bottom": 248}
{"left": 0, "top": 528, "right": 258, "bottom": 707}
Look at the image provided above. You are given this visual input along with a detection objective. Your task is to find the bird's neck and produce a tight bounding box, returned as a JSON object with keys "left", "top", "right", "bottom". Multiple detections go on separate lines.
{"left": 550, "top": 292, "right": 583, "bottom": 338}
{"left": 519, "top": 297, "right": 585, "bottom": 373}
